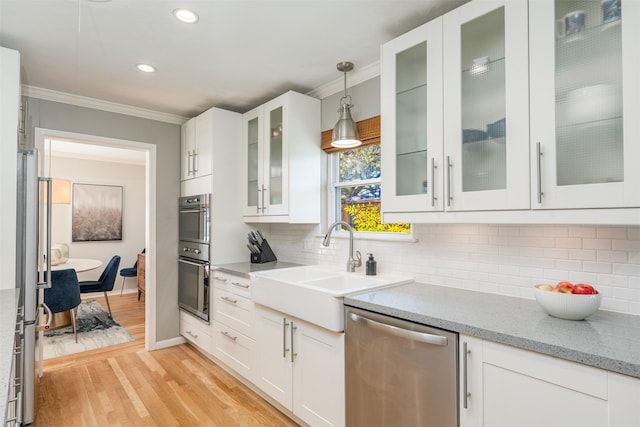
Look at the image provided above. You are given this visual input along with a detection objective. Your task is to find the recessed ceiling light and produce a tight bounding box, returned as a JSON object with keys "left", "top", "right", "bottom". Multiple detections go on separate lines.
{"left": 173, "top": 8, "right": 199, "bottom": 24}
{"left": 136, "top": 63, "right": 156, "bottom": 73}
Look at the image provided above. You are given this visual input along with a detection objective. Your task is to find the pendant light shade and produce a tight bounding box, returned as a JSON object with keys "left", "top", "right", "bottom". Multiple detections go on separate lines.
{"left": 331, "top": 61, "right": 361, "bottom": 148}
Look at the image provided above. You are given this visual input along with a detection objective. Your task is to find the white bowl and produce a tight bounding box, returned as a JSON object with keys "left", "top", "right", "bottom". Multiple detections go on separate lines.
{"left": 533, "top": 285, "right": 602, "bottom": 320}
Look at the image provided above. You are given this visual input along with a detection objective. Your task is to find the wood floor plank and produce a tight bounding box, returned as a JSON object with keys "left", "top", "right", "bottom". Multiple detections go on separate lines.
{"left": 35, "top": 293, "right": 299, "bottom": 426}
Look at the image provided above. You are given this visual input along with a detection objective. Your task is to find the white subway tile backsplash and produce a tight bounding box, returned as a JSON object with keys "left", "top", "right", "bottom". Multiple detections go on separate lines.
{"left": 596, "top": 227, "right": 628, "bottom": 239}
{"left": 583, "top": 238, "right": 611, "bottom": 250}
{"left": 597, "top": 250, "right": 628, "bottom": 263}
{"left": 269, "top": 224, "right": 640, "bottom": 316}
{"left": 568, "top": 249, "right": 597, "bottom": 261}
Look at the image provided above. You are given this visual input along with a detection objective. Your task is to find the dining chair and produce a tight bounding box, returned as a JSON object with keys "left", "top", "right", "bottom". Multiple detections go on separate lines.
{"left": 44, "top": 268, "right": 82, "bottom": 343}
{"left": 119, "top": 248, "right": 145, "bottom": 296}
{"left": 79, "top": 255, "right": 121, "bottom": 318}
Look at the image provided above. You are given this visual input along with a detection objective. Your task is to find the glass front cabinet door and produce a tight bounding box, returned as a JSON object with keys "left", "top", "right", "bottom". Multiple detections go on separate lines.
{"left": 242, "top": 99, "right": 288, "bottom": 217}
{"left": 443, "top": 0, "right": 530, "bottom": 211}
{"left": 242, "top": 106, "right": 263, "bottom": 216}
{"left": 529, "top": 0, "right": 640, "bottom": 208}
{"left": 380, "top": 17, "right": 444, "bottom": 214}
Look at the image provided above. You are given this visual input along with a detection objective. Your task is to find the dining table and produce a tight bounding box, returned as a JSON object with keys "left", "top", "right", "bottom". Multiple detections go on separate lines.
{"left": 50, "top": 258, "right": 103, "bottom": 272}
{"left": 47, "top": 258, "right": 103, "bottom": 329}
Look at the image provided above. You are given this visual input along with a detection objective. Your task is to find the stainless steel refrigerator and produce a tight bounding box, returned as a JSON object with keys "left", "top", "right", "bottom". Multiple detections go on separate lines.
{"left": 16, "top": 144, "right": 52, "bottom": 425}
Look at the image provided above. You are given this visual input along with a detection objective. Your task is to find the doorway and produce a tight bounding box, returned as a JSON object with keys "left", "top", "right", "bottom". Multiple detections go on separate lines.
{"left": 35, "top": 127, "right": 157, "bottom": 351}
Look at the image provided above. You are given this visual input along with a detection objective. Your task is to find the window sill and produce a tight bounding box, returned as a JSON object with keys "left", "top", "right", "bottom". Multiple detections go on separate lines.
{"left": 315, "top": 231, "right": 418, "bottom": 243}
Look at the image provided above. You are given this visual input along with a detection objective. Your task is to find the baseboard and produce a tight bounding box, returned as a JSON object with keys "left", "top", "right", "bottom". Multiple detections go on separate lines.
{"left": 152, "top": 336, "right": 186, "bottom": 350}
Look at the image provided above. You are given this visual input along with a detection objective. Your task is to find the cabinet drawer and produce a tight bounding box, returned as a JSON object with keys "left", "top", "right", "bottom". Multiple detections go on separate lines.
{"left": 213, "top": 288, "right": 254, "bottom": 339}
{"left": 211, "top": 271, "right": 251, "bottom": 298}
{"left": 180, "top": 310, "right": 211, "bottom": 353}
{"left": 212, "top": 320, "right": 255, "bottom": 383}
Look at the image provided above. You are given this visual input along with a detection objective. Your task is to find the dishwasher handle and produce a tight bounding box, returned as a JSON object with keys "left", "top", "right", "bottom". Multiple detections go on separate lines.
{"left": 349, "top": 312, "right": 448, "bottom": 346}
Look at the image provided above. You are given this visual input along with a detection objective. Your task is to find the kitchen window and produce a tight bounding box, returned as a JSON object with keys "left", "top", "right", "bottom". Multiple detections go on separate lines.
{"left": 323, "top": 116, "right": 411, "bottom": 237}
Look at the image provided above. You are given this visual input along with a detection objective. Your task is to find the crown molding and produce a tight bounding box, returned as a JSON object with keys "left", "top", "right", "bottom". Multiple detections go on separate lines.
{"left": 307, "top": 60, "right": 380, "bottom": 100}
{"left": 21, "top": 85, "right": 188, "bottom": 125}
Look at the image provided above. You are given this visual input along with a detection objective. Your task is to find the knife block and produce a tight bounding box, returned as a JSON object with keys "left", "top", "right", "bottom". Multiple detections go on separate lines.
{"left": 250, "top": 239, "right": 278, "bottom": 263}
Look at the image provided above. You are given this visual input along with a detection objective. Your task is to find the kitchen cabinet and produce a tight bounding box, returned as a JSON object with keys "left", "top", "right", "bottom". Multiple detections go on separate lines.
{"left": 380, "top": 16, "right": 444, "bottom": 213}
{"left": 179, "top": 310, "right": 212, "bottom": 354}
{"left": 381, "top": 0, "right": 529, "bottom": 216}
{"left": 529, "top": 0, "right": 640, "bottom": 209}
{"left": 181, "top": 108, "right": 213, "bottom": 181}
{"left": 254, "top": 304, "right": 345, "bottom": 427}
{"left": 459, "top": 335, "right": 640, "bottom": 427}
{"left": 210, "top": 271, "right": 257, "bottom": 383}
{"left": 443, "top": 0, "right": 530, "bottom": 211}
{"left": 241, "top": 91, "right": 321, "bottom": 223}
{"left": 381, "top": 0, "right": 640, "bottom": 224}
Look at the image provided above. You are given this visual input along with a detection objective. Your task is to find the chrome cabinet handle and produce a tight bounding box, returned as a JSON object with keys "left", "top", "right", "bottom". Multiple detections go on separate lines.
{"left": 349, "top": 312, "right": 448, "bottom": 346}
{"left": 187, "top": 151, "right": 193, "bottom": 176}
{"left": 221, "top": 296, "right": 238, "bottom": 304}
{"left": 290, "top": 321, "right": 297, "bottom": 362}
{"left": 231, "top": 281, "right": 250, "bottom": 289}
{"left": 446, "top": 156, "right": 453, "bottom": 207}
{"left": 430, "top": 157, "right": 437, "bottom": 207}
{"left": 261, "top": 184, "right": 267, "bottom": 213}
{"left": 282, "top": 318, "right": 290, "bottom": 358}
{"left": 536, "top": 142, "right": 543, "bottom": 204}
{"left": 192, "top": 150, "right": 198, "bottom": 175}
{"left": 220, "top": 331, "right": 237, "bottom": 342}
{"left": 213, "top": 276, "right": 227, "bottom": 283}
{"left": 463, "top": 341, "right": 471, "bottom": 409}
{"left": 256, "top": 186, "right": 261, "bottom": 213}
{"left": 185, "top": 330, "right": 198, "bottom": 339}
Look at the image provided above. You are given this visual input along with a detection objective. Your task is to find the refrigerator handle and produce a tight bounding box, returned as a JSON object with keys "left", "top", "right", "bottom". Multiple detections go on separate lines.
{"left": 37, "top": 177, "right": 52, "bottom": 289}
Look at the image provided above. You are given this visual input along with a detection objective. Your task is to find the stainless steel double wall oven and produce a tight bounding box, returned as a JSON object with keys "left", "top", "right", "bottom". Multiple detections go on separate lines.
{"left": 178, "top": 194, "right": 210, "bottom": 322}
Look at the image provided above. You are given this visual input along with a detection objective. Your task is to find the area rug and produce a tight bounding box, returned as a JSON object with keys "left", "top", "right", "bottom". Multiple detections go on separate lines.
{"left": 41, "top": 300, "right": 133, "bottom": 360}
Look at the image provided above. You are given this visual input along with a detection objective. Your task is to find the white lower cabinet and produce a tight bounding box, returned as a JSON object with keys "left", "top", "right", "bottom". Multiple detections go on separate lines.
{"left": 179, "top": 310, "right": 212, "bottom": 353}
{"left": 460, "top": 335, "right": 640, "bottom": 427}
{"left": 210, "top": 272, "right": 257, "bottom": 383}
{"left": 255, "top": 304, "right": 345, "bottom": 427}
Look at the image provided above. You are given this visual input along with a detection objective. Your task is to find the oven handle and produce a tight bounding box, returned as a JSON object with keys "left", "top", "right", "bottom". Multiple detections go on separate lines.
{"left": 178, "top": 258, "right": 208, "bottom": 267}
{"left": 349, "top": 312, "right": 448, "bottom": 346}
{"left": 179, "top": 208, "right": 207, "bottom": 214}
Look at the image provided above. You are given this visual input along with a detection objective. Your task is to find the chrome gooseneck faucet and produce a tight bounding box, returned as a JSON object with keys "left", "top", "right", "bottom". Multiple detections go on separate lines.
{"left": 322, "top": 221, "right": 362, "bottom": 272}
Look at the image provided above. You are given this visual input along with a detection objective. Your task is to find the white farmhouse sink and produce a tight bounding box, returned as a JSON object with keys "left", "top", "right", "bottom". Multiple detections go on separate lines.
{"left": 251, "top": 266, "right": 410, "bottom": 332}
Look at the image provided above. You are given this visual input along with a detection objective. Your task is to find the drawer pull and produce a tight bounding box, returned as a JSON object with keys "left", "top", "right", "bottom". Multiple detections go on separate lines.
{"left": 221, "top": 296, "right": 238, "bottom": 304}
{"left": 213, "top": 276, "right": 228, "bottom": 283}
{"left": 185, "top": 330, "right": 198, "bottom": 339}
{"left": 220, "top": 331, "right": 237, "bottom": 341}
{"left": 231, "top": 281, "right": 250, "bottom": 289}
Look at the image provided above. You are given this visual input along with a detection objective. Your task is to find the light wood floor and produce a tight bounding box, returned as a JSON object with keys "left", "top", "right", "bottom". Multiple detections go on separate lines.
{"left": 36, "top": 293, "right": 298, "bottom": 426}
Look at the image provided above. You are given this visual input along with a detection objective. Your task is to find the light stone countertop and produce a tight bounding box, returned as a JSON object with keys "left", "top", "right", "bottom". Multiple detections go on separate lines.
{"left": 344, "top": 281, "right": 640, "bottom": 379}
{"left": 213, "top": 261, "right": 304, "bottom": 278}
{"left": 1, "top": 289, "right": 19, "bottom": 422}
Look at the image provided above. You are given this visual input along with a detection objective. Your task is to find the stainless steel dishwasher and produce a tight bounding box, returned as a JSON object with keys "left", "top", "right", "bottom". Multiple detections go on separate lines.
{"left": 345, "top": 306, "right": 458, "bottom": 427}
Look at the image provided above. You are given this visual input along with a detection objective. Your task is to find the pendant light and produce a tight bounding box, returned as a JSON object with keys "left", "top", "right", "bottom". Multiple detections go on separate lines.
{"left": 331, "top": 61, "right": 361, "bottom": 148}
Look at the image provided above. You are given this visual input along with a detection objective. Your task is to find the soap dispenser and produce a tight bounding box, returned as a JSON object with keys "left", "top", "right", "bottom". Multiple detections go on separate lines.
{"left": 366, "top": 253, "right": 377, "bottom": 276}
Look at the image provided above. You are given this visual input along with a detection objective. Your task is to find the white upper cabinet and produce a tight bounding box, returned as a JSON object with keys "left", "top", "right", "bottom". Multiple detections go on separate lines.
{"left": 529, "top": 0, "right": 640, "bottom": 209}
{"left": 443, "top": 0, "right": 530, "bottom": 211}
{"left": 381, "top": 0, "right": 640, "bottom": 223}
{"left": 241, "top": 91, "right": 321, "bottom": 223}
{"left": 381, "top": 17, "right": 444, "bottom": 213}
{"left": 181, "top": 107, "right": 214, "bottom": 181}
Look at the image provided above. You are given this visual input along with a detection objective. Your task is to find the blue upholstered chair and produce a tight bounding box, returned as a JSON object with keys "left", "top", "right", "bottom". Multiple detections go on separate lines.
{"left": 79, "top": 255, "right": 121, "bottom": 318}
{"left": 119, "top": 248, "right": 145, "bottom": 296}
{"left": 44, "top": 268, "right": 82, "bottom": 343}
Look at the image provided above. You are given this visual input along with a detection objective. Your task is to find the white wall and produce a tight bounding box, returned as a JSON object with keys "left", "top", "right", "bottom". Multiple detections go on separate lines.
{"left": 49, "top": 156, "right": 145, "bottom": 289}
{"left": 268, "top": 223, "right": 640, "bottom": 316}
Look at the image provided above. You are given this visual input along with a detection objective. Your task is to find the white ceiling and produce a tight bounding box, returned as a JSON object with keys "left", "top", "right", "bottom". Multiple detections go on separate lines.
{"left": 0, "top": 0, "right": 468, "bottom": 120}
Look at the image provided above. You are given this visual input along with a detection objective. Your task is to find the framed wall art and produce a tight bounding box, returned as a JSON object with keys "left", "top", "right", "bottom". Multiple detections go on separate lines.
{"left": 72, "top": 183, "right": 123, "bottom": 242}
